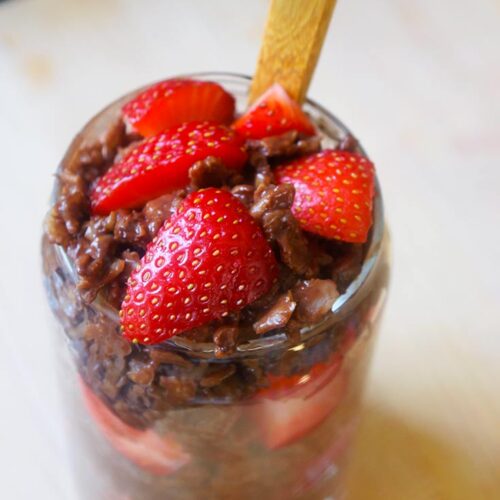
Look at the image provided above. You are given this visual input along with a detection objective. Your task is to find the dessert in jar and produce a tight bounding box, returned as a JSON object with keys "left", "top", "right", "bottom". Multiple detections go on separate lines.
{"left": 42, "top": 73, "right": 389, "bottom": 499}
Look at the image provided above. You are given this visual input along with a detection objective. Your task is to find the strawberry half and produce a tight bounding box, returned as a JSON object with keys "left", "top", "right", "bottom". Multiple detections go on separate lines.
{"left": 81, "top": 381, "right": 190, "bottom": 475}
{"left": 121, "top": 188, "right": 278, "bottom": 344}
{"left": 122, "top": 79, "right": 235, "bottom": 137}
{"left": 91, "top": 122, "right": 247, "bottom": 215}
{"left": 233, "top": 83, "right": 315, "bottom": 139}
{"left": 275, "top": 150, "right": 375, "bottom": 243}
{"left": 251, "top": 355, "right": 347, "bottom": 449}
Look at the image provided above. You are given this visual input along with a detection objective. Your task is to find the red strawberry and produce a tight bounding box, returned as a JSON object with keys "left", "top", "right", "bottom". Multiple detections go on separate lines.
{"left": 258, "top": 353, "right": 342, "bottom": 401}
{"left": 251, "top": 355, "right": 347, "bottom": 449}
{"left": 275, "top": 150, "right": 375, "bottom": 243}
{"left": 122, "top": 79, "right": 235, "bottom": 137}
{"left": 121, "top": 188, "right": 278, "bottom": 344}
{"left": 233, "top": 83, "right": 315, "bottom": 139}
{"left": 251, "top": 326, "right": 358, "bottom": 450}
{"left": 91, "top": 122, "right": 247, "bottom": 215}
{"left": 81, "top": 381, "right": 190, "bottom": 475}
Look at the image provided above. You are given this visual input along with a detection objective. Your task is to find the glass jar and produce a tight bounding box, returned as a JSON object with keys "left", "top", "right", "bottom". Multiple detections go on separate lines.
{"left": 42, "top": 73, "right": 390, "bottom": 500}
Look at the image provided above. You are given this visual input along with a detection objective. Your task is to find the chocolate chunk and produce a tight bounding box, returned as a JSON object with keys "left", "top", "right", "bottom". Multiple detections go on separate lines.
{"left": 148, "top": 349, "right": 193, "bottom": 368}
{"left": 104, "top": 249, "right": 140, "bottom": 308}
{"left": 79, "top": 318, "right": 131, "bottom": 401}
{"left": 46, "top": 173, "right": 90, "bottom": 244}
{"left": 46, "top": 117, "right": 128, "bottom": 248}
{"left": 253, "top": 291, "right": 296, "bottom": 335}
{"left": 247, "top": 149, "right": 274, "bottom": 187}
{"left": 261, "top": 208, "right": 314, "bottom": 277}
{"left": 77, "top": 143, "right": 104, "bottom": 170}
{"left": 182, "top": 324, "right": 215, "bottom": 343}
{"left": 309, "top": 239, "right": 334, "bottom": 268}
{"left": 45, "top": 206, "right": 72, "bottom": 247}
{"left": 214, "top": 326, "right": 239, "bottom": 358}
{"left": 330, "top": 243, "right": 364, "bottom": 293}
{"left": 230, "top": 184, "right": 255, "bottom": 208}
{"left": 116, "top": 383, "right": 167, "bottom": 428}
{"left": 66, "top": 213, "right": 125, "bottom": 302}
{"left": 249, "top": 182, "right": 314, "bottom": 277}
{"left": 188, "top": 156, "right": 232, "bottom": 189}
{"left": 200, "top": 364, "right": 236, "bottom": 388}
{"left": 99, "top": 115, "right": 127, "bottom": 162}
{"left": 76, "top": 115, "right": 126, "bottom": 169}
{"left": 284, "top": 319, "right": 302, "bottom": 343}
{"left": 142, "top": 192, "right": 181, "bottom": 237}
{"left": 295, "top": 135, "right": 322, "bottom": 156}
{"left": 159, "top": 376, "right": 197, "bottom": 405}
{"left": 293, "top": 279, "right": 339, "bottom": 323}
{"left": 337, "top": 134, "right": 359, "bottom": 152}
{"left": 56, "top": 175, "right": 90, "bottom": 236}
{"left": 250, "top": 183, "right": 294, "bottom": 220}
{"left": 113, "top": 209, "right": 150, "bottom": 247}
{"left": 72, "top": 229, "right": 125, "bottom": 302}
{"left": 248, "top": 131, "right": 321, "bottom": 159}
{"left": 82, "top": 212, "right": 116, "bottom": 239}
{"left": 255, "top": 161, "right": 274, "bottom": 187}
{"left": 127, "top": 358, "right": 156, "bottom": 385}
{"left": 248, "top": 131, "right": 299, "bottom": 157}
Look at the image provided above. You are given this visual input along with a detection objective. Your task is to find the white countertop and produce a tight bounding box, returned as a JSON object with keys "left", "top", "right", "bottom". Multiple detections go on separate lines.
{"left": 0, "top": 0, "right": 499, "bottom": 498}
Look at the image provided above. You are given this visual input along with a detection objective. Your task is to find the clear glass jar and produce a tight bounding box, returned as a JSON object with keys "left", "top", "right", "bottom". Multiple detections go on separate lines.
{"left": 42, "top": 73, "right": 390, "bottom": 500}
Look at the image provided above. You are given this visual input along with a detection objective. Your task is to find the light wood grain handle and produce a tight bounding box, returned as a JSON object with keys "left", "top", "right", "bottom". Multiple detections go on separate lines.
{"left": 249, "top": 0, "right": 337, "bottom": 103}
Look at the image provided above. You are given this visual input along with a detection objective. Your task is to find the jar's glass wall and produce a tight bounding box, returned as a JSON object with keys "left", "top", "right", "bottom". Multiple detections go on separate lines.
{"left": 42, "top": 73, "right": 390, "bottom": 500}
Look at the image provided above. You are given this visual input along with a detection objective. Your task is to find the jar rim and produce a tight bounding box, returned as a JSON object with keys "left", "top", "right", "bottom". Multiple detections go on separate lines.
{"left": 52, "top": 71, "right": 385, "bottom": 358}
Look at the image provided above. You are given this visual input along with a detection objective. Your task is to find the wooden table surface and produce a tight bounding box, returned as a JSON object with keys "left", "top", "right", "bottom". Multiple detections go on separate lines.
{"left": 0, "top": 1, "right": 499, "bottom": 498}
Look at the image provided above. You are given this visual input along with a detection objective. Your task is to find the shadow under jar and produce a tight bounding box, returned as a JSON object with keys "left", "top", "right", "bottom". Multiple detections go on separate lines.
{"left": 42, "top": 73, "right": 390, "bottom": 500}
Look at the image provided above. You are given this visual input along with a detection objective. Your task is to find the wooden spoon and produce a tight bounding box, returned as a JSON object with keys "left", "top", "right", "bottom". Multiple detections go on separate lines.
{"left": 249, "top": 0, "right": 338, "bottom": 104}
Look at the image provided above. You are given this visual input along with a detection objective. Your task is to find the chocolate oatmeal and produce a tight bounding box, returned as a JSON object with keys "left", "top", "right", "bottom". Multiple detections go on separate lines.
{"left": 42, "top": 75, "right": 389, "bottom": 500}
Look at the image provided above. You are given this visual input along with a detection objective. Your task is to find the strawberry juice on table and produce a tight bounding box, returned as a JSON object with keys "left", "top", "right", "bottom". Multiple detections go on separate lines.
{"left": 42, "top": 73, "right": 389, "bottom": 499}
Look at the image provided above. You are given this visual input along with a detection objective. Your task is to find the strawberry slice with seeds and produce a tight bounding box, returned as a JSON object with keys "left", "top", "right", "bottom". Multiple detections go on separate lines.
{"left": 81, "top": 381, "right": 190, "bottom": 475}
{"left": 123, "top": 79, "right": 235, "bottom": 137}
{"left": 275, "top": 150, "right": 375, "bottom": 243}
{"left": 90, "top": 121, "right": 247, "bottom": 215}
{"left": 121, "top": 188, "right": 278, "bottom": 344}
{"left": 233, "top": 83, "right": 315, "bottom": 139}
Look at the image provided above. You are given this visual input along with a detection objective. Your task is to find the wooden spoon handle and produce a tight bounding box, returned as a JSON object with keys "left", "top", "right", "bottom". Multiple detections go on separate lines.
{"left": 249, "top": 0, "right": 337, "bottom": 103}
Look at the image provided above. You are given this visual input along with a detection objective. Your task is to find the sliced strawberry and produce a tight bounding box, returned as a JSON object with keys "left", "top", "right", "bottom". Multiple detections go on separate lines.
{"left": 251, "top": 356, "right": 347, "bottom": 449}
{"left": 251, "top": 327, "right": 358, "bottom": 449}
{"left": 90, "top": 122, "right": 247, "bottom": 215}
{"left": 121, "top": 188, "right": 278, "bottom": 344}
{"left": 275, "top": 150, "right": 375, "bottom": 243}
{"left": 81, "top": 381, "right": 190, "bottom": 475}
{"left": 122, "top": 79, "right": 235, "bottom": 137}
{"left": 257, "top": 354, "right": 342, "bottom": 401}
{"left": 233, "top": 83, "right": 315, "bottom": 139}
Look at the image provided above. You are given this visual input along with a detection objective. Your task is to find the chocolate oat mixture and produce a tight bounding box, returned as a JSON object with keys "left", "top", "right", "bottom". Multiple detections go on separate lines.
{"left": 40, "top": 74, "right": 392, "bottom": 500}
{"left": 44, "top": 110, "right": 371, "bottom": 429}
{"left": 46, "top": 115, "right": 364, "bottom": 328}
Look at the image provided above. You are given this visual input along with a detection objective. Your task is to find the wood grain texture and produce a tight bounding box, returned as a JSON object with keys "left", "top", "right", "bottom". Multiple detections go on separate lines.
{"left": 250, "top": 0, "right": 337, "bottom": 103}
